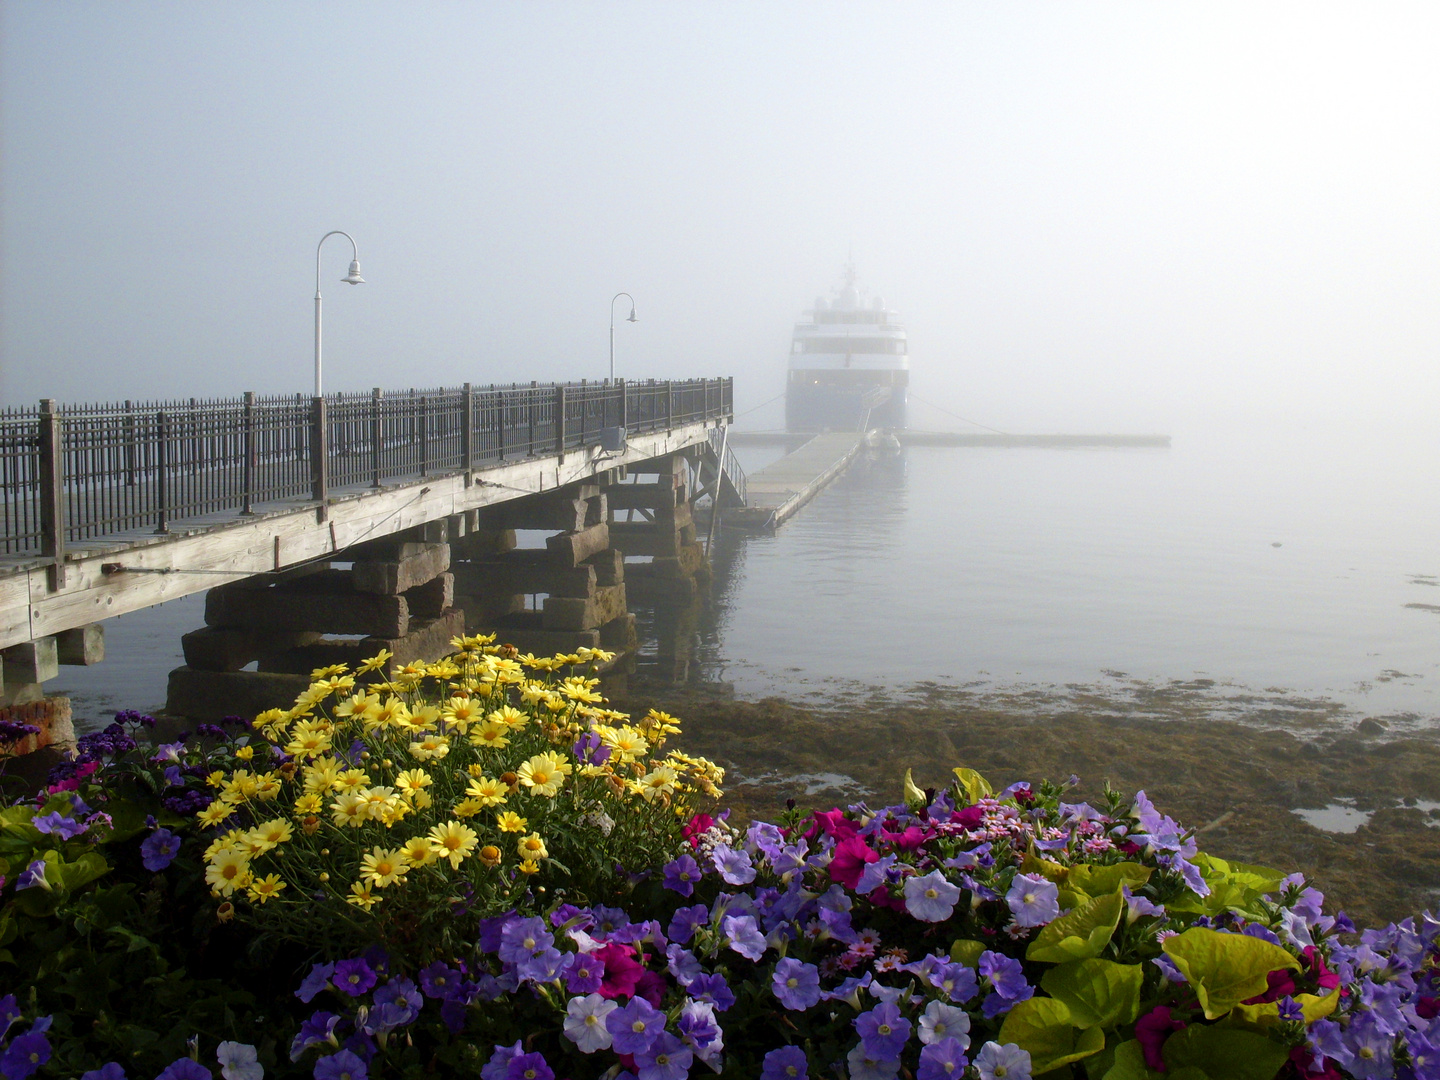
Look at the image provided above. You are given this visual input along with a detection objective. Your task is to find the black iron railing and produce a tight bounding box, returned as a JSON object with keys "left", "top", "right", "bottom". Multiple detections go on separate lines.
{"left": 0, "top": 378, "right": 733, "bottom": 557}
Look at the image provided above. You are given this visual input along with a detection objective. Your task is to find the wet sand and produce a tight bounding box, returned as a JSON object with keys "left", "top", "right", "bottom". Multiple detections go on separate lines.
{"left": 621, "top": 678, "right": 1440, "bottom": 930}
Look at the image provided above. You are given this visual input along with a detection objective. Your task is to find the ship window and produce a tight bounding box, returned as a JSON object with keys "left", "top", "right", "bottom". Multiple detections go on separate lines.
{"left": 798, "top": 337, "right": 905, "bottom": 354}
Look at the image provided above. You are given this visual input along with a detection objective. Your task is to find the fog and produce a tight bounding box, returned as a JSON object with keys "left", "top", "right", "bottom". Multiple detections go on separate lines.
{"left": 2, "top": 2, "right": 1437, "bottom": 433}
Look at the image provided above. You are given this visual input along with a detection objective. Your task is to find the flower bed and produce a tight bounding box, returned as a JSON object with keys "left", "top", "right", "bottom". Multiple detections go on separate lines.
{"left": 0, "top": 639, "right": 1436, "bottom": 1079}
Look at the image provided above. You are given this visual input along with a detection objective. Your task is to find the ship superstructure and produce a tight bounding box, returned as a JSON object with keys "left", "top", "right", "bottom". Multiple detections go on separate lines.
{"left": 785, "top": 267, "right": 908, "bottom": 431}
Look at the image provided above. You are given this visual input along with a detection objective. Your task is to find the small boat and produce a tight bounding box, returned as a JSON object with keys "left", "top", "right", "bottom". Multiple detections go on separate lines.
{"left": 785, "top": 265, "right": 909, "bottom": 432}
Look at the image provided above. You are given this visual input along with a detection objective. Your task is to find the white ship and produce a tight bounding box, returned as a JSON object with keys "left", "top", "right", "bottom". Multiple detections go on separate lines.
{"left": 786, "top": 266, "right": 909, "bottom": 432}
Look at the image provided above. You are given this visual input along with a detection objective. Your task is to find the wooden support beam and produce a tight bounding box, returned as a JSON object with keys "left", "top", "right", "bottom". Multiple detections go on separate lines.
{"left": 452, "top": 559, "right": 596, "bottom": 599}
{"left": 546, "top": 523, "right": 611, "bottom": 567}
{"left": 542, "top": 584, "right": 628, "bottom": 631}
{"left": 2, "top": 638, "right": 58, "bottom": 684}
{"left": 352, "top": 543, "right": 450, "bottom": 595}
{"left": 56, "top": 624, "right": 104, "bottom": 666}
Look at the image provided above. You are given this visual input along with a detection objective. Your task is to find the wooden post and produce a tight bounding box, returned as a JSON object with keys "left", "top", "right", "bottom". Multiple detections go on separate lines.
{"left": 370, "top": 387, "right": 382, "bottom": 488}
{"left": 154, "top": 410, "right": 169, "bottom": 534}
{"left": 241, "top": 391, "right": 256, "bottom": 515}
{"left": 37, "top": 399, "right": 65, "bottom": 590}
{"left": 619, "top": 378, "right": 628, "bottom": 431}
{"left": 310, "top": 396, "right": 329, "bottom": 522}
{"left": 555, "top": 384, "right": 567, "bottom": 463}
{"left": 462, "top": 382, "right": 474, "bottom": 472}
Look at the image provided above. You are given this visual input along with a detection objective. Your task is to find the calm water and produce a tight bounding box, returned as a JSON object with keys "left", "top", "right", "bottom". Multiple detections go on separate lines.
{"left": 53, "top": 417, "right": 1440, "bottom": 731}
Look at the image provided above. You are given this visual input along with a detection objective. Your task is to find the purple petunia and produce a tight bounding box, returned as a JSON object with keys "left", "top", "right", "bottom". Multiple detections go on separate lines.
{"left": 154, "top": 1059, "right": 212, "bottom": 1080}
{"left": 80, "top": 1064, "right": 126, "bottom": 1080}
{"left": 687, "top": 972, "right": 735, "bottom": 1012}
{"left": 313, "top": 1049, "right": 368, "bottom": 1080}
{"left": 607, "top": 997, "right": 666, "bottom": 1055}
{"left": 296, "top": 962, "right": 336, "bottom": 1003}
{"left": 721, "top": 914, "right": 767, "bottom": 961}
{"left": 1005, "top": 874, "right": 1060, "bottom": 929}
{"left": 978, "top": 951, "right": 1033, "bottom": 1018}
{"left": 365, "top": 977, "right": 422, "bottom": 1034}
{"left": 417, "top": 961, "right": 459, "bottom": 1000}
{"left": 141, "top": 828, "right": 182, "bottom": 872}
{"left": 499, "top": 917, "right": 554, "bottom": 964}
{"left": 771, "top": 958, "right": 822, "bottom": 1011}
{"left": 845, "top": 1042, "right": 900, "bottom": 1080}
{"left": 333, "top": 958, "right": 378, "bottom": 997}
{"left": 974, "top": 1042, "right": 1031, "bottom": 1080}
{"left": 904, "top": 870, "right": 962, "bottom": 923}
{"left": 566, "top": 951, "right": 606, "bottom": 995}
{"left": 710, "top": 845, "right": 755, "bottom": 886}
{"left": 760, "top": 1046, "right": 807, "bottom": 1080}
{"left": 290, "top": 1011, "right": 342, "bottom": 1061}
{"left": 635, "top": 1031, "right": 693, "bottom": 1080}
{"left": 481, "top": 1042, "right": 524, "bottom": 1080}
{"left": 32, "top": 811, "right": 87, "bottom": 840}
{"left": 663, "top": 855, "right": 702, "bottom": 897}
{"left": 917, "top": 1038, "right": 969, "bottom": 1080}
{"left": 15, "top": 859, "right": 49, "bottom": 893}
{"left": 1, "top": 1031, "right": 51, "bottom": 1080}
{"left": 855, "top": 1001, "right": 911, "bottom": 1059}
{"left": 505, "top": 1052, "right": 554, "bottom": 1080}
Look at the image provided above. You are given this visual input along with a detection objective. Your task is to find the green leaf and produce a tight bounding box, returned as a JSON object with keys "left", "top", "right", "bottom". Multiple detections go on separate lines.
{"left": 950, "top": 938, "right": 986, "bottom": 967}
{"left": 1100, "top": 1040, "right": 1163, "bottom": 1080}
{"left": 952, "top": 767, "right": 993, "bottom": 804}
{"left": 1040, "top": 958, "right": 1144, "bottom": 1029}
{"left": 1161, "top": 1025, "right": 1289, "bottom": 1080}
{"left": 1161, "top": 928, "right": 1299, "bottom": 1020}
{"left": 50, "top": 852, "right": 110, "bottom": 894}
{"left": 1066, "top": 863, "right": 1152, "bottom": 897}
{"left": 997, "top": 997, "right": 1105, "bottom": 1074}
{"left": 1027, "top": 889, "right": 1125, "bottom": 964}
{"left": 902, "top": 769, "right": 928, "bottom": 811}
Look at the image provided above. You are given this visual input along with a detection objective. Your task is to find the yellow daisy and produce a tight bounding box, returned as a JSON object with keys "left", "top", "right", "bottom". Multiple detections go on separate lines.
{"left": 517, "top": 752, "right": 572, "bottom": 797}
{"left": 467, "top": 721, "right": 509, "bottom": 751}
{"left": 294, "top": 793, "right": 323, "bottom": 816}
{"left": 408, "top": 734, "right": 450, "bottom": 761}
{"left": 247, "top": 873, "right": 287, "bottom": 904}
{"left": 427, "top": 821, "right": 479, "bottom": 870}
{"left": 197, "top": 800, "right": 234, "bottom": 828}
{"left": 465, "top": 775, "right": 508, "bottom": 807}
{"left": 356, "top": 647, "right": 394, "bottom": 674}
{"left": 400, "top": 835, "right": 438, "bottom": 867}
{"left": 204, "top": 848, "right": 251, "bottom": 897}
{"left": 495, "top": 811, "right": 528, "bottom": 833}
{"left": 451, "top": 798, "right": 483, "bottom": 819}
{"left": 360, "top": 846, "right": 410, "bottom": 888}
{"left": 516, "top": 832, "right": 548, "bottom": 861}
{"left": 347, "top": 880, "right": 380, "bottom": 909}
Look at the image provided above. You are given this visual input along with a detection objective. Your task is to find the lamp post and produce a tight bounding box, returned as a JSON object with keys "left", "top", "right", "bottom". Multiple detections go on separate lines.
{"left": 609, "top": 292, "right": 637, "bottom": 383}
{"left": 314, "top": 231, "right": 365, "bottom": 397}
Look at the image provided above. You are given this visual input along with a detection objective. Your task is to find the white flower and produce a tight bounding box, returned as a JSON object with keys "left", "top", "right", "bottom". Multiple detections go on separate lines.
{"left": 919, "top": 1000, "right": 971, "bottom": 1048}
{"left": 217, "top": 1041, "right": 264, "bottom": 1080}
{"left": 563, "top": 993, "right": 618, "bottom": 1053}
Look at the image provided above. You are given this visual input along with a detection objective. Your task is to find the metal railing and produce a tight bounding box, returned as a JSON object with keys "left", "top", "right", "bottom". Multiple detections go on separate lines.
{"left": 0, "top": 378, "right": 733, "bottom": 559}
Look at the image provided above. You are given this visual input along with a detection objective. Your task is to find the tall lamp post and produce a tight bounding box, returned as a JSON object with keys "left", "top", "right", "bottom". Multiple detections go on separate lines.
{"left": 609, "top": 292, "right": 637, "bottom": 384}
{"left": 315, "top": 231, "right": 365, "bottom": 397}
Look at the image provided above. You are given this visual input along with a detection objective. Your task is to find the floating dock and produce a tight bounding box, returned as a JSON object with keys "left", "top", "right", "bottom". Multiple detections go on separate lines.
{"left": 723, "top": 431, "right": 869, "bottom": 530}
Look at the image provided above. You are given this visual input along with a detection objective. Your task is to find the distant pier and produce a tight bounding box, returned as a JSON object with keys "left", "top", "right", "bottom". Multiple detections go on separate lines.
{"left": 724, "top": 432, "right": 869, "bottom": 530}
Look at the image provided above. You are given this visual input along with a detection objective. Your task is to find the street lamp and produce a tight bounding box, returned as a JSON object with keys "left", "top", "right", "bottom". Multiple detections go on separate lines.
{"left": 609, "top": 292, "right": 637, "bottom": 383}
{"left": 314, "top": 230, "right": 365, "bottom": 397}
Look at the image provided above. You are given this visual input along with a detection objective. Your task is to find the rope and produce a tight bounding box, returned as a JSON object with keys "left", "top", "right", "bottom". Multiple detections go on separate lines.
{"left": 907, "top": 393, "right": 1011, "bottom": 435}
{"left": 733, "top": 391, "right": 786, "bottom": 419}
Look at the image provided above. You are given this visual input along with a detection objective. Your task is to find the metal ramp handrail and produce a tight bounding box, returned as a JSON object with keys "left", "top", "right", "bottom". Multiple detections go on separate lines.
{"left": 703, "top": 426, "right": 748, "bottom": 508}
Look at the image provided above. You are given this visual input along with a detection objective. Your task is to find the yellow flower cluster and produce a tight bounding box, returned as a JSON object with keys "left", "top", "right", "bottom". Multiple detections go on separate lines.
{"left": 195, "top": 635, "right": 723, "bottom": 922}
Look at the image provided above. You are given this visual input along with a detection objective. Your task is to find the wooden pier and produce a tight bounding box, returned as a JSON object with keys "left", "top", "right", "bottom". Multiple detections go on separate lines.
{"left": 724, "top": 431, "right": 869, "bottom": 530}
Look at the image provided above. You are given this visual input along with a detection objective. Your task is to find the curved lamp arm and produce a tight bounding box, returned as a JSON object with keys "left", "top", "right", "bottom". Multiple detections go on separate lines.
{"left": 609, "top": 292, "right": 637, "bottom": 383}
{"left": 314, "top": 231, "right": 365, "bottom": 397}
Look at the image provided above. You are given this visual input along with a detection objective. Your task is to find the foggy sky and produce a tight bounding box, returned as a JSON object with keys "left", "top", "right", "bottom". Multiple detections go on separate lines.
{"left": 2, "top": 2, "right": 1437, "bottom": 431}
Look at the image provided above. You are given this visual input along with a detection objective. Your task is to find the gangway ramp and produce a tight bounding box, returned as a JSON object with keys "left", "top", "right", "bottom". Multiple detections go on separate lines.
{"left": 724, "top": 431, "right": 868, "bottom": 531}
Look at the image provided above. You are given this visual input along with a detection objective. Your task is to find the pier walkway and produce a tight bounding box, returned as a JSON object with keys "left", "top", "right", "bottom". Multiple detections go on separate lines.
{"left": 724, "top": 431, "right": 869, "bottom": 530}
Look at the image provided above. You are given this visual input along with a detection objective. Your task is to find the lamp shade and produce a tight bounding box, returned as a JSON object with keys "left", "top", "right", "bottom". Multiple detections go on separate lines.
{"left": 342, "top": 260, "right": 365, "bottom": 285}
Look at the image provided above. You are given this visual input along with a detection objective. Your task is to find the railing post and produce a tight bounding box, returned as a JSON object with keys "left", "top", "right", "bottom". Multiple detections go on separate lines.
{"left": 462, "top": 383, "right": 474, "bottom": 473}
{"left": 37, "top": 399, "right": 65, "bottom": 589}
{"left": 666, "top": 380, "right": 673, "bottom": 432}
{"left": 310, "top": 396, "right": 329, "bottom": 522}
{"left": 241, "top": 391, "right": 256, "bottom": 515}
{"left": 619, "top": 378, "right": 628, "bottom": 431}
{"left": 419, "top": 395, "right": 430, "bottom": 477}
{"left": 154, "top": 410, "right": 169, "bottom": 535}
{"left": 528, "top": 381, "right": 537, "bottom": 456}
{"left": 124, "top": 399, "right": 137, "bottom": 487}
{"left": 370, "top": 387, "right": 382, "bottom": 487}
{"left": 496, "top": 389, "right": 506, "bottom": 461}
{"left": 555, "top": 384, "right": 567, "bottom": 462}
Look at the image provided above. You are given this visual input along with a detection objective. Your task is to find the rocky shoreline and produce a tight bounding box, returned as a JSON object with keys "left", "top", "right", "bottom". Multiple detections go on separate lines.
{"left": 622, "top": 680, "right": 1440, "bottom": 930}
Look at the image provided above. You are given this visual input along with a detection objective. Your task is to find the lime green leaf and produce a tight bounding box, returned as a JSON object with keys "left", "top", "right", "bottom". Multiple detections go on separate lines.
{"left": 50, "top": 852, "right": 110, "bottom": 894}
{"left": 950, "top": 939, "right": 986, "bottom": 967}
{"left": 1040, "top": 958, "right": 1144, "bottom": 1029}
{"left": 902, "top": 769, "right": 928, "bottom": 811}
{"left": 952, "top": 767, "right": 993, "bottom": 804}
{"left": 1027, "top": 890, "right": 1125, "bottom": 964}
{"left": 1100, "top": 1038, "right": 1163, "bottom": 1080}
{"left": 1161, "top": 928, "right": 1299, "bottom": 1020}
{"left": 1161, "top": 1025, "right": 1288, "bottom": 1080}
{"left": 1231, "top": 989, "right": 1340, "bottom": 1028}
{"left": 1067, "top": 863, "right": 1152, "bottom": 897}
{"left": 998, "top": 997, "right": 1105, "bottom": 1074}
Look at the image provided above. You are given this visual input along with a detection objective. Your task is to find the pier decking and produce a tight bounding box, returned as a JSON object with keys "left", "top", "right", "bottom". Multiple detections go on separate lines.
{"left": 724, "top": 431, "right": 868, "bottom": 530}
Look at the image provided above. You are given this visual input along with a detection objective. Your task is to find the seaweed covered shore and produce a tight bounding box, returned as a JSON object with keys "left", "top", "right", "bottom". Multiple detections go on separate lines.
{"left": 620, "top": 679, "right": 1440, "bottom": 930}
